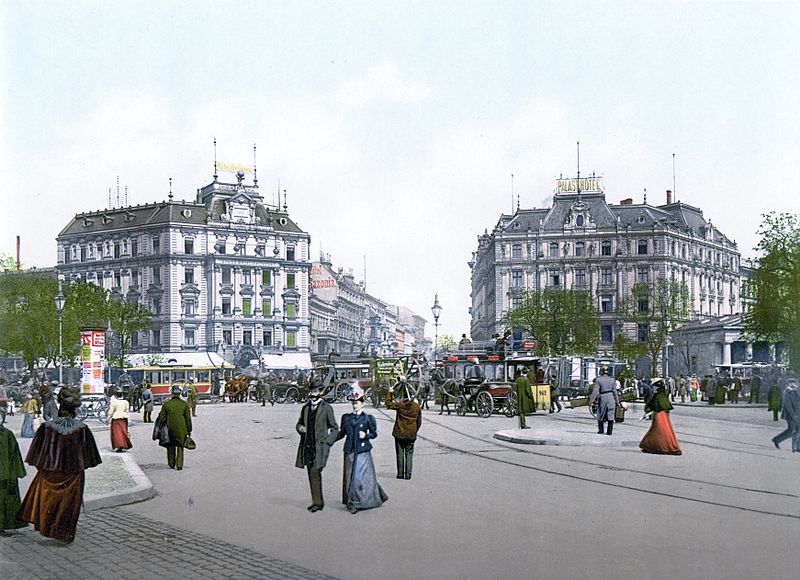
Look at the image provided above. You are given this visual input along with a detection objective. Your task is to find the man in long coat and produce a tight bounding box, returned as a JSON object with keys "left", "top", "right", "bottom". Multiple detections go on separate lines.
{"left": 295, "top": 380, "right": 338, "bottom": 512}
{"left": 772, "top": 380, "right": 799, "bottom": 451}
{"left": 385, "top": 383, "right": 423, "bottom": 479}
{"left": 0, "top": 409, "right": 27, "bottom": 532}
{"left": 156, "top": 385, "right": 192, "bottom": 470}
{"left": 515, "top": 368, "right": 535, "bottom": 429}
{"left": 595, "top": 365, "right": 620, "bottom": 435}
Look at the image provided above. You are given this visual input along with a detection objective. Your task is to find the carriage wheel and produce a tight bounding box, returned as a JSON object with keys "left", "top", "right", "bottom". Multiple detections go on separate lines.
{"left": 274, "top": 388, "right": 287, "bottom": 404}
{"left": 334, "top": 383, "right": 350, "bottom": 402}
{"left": 475, "top": 391, "right": 494, "bottom": 418}
{"left": 392, "top": 356, "right": 422, "bottom": 400}
{"left": 504, "top": 390, "right": 517, "bottom": 418}
{"left": 455, "top": 396, "right": 468, "bottom": 416}
{"left": 76, "top": 405, "right": 89, "bottom": 421}
{"left": 284, "top": 386, "right": 299, "bottom": 404}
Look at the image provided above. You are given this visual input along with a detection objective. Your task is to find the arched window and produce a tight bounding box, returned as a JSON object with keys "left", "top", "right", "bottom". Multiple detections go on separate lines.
{"left": 637, "top": 239, "right": 648, "bottom": 255}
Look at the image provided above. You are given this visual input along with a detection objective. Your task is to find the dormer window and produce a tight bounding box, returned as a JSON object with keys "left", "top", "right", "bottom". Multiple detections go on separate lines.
{"left": 576, "top": 214, "right": 585, "bottom": 227}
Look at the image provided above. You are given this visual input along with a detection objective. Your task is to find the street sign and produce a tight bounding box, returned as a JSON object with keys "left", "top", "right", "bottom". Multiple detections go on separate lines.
{"left": 523, "top": 340, "right": 537, "bottom": 349}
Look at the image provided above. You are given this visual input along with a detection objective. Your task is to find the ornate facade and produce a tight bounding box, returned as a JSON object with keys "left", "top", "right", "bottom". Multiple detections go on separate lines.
{"left": 56, "top": 171, "right": 311, "bottom": 366}
{"left": 469, "top": 181, "right": 743, "bottom": 350}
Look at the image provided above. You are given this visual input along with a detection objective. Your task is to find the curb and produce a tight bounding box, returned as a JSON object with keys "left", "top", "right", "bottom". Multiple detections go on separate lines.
{"left": 494, "top": 429, "right": 641, "bottom": 447}
{"left": 85, "top": 452, "right": 156, "bottom": 510}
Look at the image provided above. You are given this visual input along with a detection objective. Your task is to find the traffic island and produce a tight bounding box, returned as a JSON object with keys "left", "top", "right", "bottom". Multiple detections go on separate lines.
{"left": 84, "top": 451, "right": 155, "bottom": 509}
{"left": 494, "top": 428, "right": 640, "bottom": 447}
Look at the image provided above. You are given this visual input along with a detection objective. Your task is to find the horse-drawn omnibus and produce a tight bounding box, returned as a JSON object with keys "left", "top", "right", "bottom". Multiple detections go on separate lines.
{"left": 125, "top": 360, "right": 235, "bottom": 403}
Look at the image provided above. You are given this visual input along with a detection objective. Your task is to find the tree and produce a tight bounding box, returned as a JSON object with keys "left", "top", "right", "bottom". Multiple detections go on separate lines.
{"left": 106, "top": 298, "right": 152, "bottom": 368}
{"left": 744, "top": 212, "right": 800, "bottom": 372}
{"left": 0, "top": 272, "right": 58, "bottom": 370}
{"left": 616, "top": 280, "right": 691, "bottom": 377}
{"left": 0, "top": 253, "right": 18, "bottom": 272}
{"left": 437, "top": 334, "right": 456, "bottom": 352}
{"left": 503, "top": 288, "right": 599, "bottom": 356}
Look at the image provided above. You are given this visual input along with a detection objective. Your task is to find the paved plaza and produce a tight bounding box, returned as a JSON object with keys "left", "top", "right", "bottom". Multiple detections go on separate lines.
{"left": 2, "top": 399, "right": 799, "bottom": 580}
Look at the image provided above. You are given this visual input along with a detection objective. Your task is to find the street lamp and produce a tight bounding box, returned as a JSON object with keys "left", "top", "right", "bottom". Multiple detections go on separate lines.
{"left": 431, "top": 293, "right": 442, "bottom": 363}
{"left": 54, "top": 278, "right": 66, "bottom": 385}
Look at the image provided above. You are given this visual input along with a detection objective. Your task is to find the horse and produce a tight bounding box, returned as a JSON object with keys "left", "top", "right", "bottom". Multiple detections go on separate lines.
{"left": 224, "top": 376, "right": 250, "bottom": 403}
{"left": 431, "top": 368, "right": 460, "bottom": 415}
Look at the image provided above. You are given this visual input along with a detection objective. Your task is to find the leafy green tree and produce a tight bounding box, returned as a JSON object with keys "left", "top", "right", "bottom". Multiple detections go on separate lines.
{"left": 61, "top": 280, "right": 111, "bottom": 367}
{"left": 744, "top": 212, "right": 800, "bottom": 372}
{"left": 616, "top": 280, "right": 691, "bottom": 377}
{"left": 437, "top": 333, "right": 456, "bottom": 352}
{"left": 503, "top": 288, "right": 599, "bottom": 356}
{"left": 0, "top": 253, "right": 18, "bottom": 272}
{"left": 0, "top": 272, "right": 58, "bottom": 370}
{"left": 106, "top": 298, "right": 152, "bottom": 368}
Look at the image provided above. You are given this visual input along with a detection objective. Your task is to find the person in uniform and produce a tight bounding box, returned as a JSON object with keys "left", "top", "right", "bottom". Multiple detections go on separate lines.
{"left": 639, "top": 378, "right": 682, "bottom": 455}
{"left": 17, "top": 387, "right": 102, "bottom": 543}
{"left": 385, "top": 379, "right": 422, "bottom": 479}
{"left": 156, "top": 384, "right": 192, "bottom": 470}
{"left": 330, "top": 386, "right": 387, "bottom": 513}
{"left": 595, "top": 365, "right": 620, "bottom": 435}
{"left": 0, "top": 409, "right": 27, "bottom": 534}
{"left": 141, "top": 382, "right": 154, "bottom": 423}
{"left": 772, "top": 379, "right": 799, "bottom": 451}
{"left": 295, "top": 379, "right": 337, "bottom": 512}
{"left": 515, "top": 367, "right": 535, "bottom": 429}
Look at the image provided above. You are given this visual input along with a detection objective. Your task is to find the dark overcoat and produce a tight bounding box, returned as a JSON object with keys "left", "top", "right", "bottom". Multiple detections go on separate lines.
{"left": 295, "top": 401, "right": 337, "bottom": 470}
{"left": 157, "top": 396, "right": 192, "bottom": 447}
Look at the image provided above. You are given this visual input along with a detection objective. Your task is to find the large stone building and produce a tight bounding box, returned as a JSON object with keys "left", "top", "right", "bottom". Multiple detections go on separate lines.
{"left": 469, "top": 177, "right": 743, "bottom": 352}
{"left": 56, "top": 170, "right": 312, "bottom": 369}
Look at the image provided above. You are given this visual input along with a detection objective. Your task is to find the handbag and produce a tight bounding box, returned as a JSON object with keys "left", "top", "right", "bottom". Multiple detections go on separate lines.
{"left": 614, "top": 404, "right": 626, "bottom": 423}
{"left": 183, "top": 434, "right": 197, "bottom": 450}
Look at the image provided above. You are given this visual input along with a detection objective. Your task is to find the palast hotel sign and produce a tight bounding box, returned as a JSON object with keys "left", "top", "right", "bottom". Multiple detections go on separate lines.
{"left": 556, "top": 177, "right": 603, "bottom": 193}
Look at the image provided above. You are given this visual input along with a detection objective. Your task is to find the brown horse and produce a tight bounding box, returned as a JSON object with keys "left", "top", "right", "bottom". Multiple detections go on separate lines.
{"left": 224, "top": 376, "right": 250, "bottom": 403}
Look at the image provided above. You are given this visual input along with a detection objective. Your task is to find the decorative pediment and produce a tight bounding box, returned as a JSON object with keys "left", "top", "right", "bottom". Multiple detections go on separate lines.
{"left": 239, "top": 284, "right": 254, "bottom": 297}
{"left": 282, "top": 288, "right": 301, "bottom": 301}
{"left": 225, "top": 193, "right": 258, "bottom": 224}
{"left": 179, "top": 283, "right": 201, "bottom": 297}
{"left": 564, "top": 198, "right": 596, "bottom": 230}
{"left": 146, "top": 283, "right": 164, "bottom": 297}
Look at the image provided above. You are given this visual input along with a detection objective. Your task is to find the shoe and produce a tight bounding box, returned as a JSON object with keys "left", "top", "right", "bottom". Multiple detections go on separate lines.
{"left": 349, "top": 507, "right": 358, "bottom": 514}
{"left": 404, "top": 475, "right": 412, "bottom": 479}
{"left": 397, "top": 475, "right": 404, "bottom": 479}
{"left": 176, "top": 467, "right": 183, "bottom": 471}
{"left": 309, "top": 505, "right": 324, "bottom": 512}
{"left": 772, "top": 439, "right": 780, "bottom": 449}
{"left": 521, "top": 426, "right": 531, "bottom": 429}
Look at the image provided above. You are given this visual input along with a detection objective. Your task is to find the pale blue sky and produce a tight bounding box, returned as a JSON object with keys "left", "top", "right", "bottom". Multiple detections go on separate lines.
{"left": 2, "top": 1, "right": 798, "bottom": 338}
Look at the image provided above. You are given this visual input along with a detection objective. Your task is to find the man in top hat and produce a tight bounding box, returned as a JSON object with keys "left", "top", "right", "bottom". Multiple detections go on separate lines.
{"left": 295, "top": 378, "right": 338, "bottom": 512}
{"left": 156, "top": 384, "right": 192, "bottom": 470}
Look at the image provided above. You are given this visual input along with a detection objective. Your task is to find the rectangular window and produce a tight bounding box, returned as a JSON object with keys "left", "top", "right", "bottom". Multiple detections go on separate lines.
{"left": 512, "top": 244, "right": 522, "bottom": 259}
{"left": 548, "top": 270, "right": 560, "bottom": 287}
{"left": 184, "top": 268, "right": 194, "bottom": 284}
{"left": 243, "top": 330, "right": 252, "bottom": 346}
{"left": 184, "top": 239, "right": 194, "bottom": 254}
{"left": 638, "top": 240, "right": 648, "bottom": 255}
{"left": 287, "top": 247, "right": 295, "bottom": 261}
{"left": 131, "top": 240, "right": 138, "bottom": 257}
{"left": 285, "top": 331, "right": 296, "bottom": 348}
{"left": 185, "top": 329, "right": 195, "bottom": 346}
{"left": 548, "top": 243, "right": 559, "bottom": 257}
{"left": 262, "top": 270, "right": 271, "bottom": 286}
{"left": 511, "top": 270, "right": 523, "bottom": 288}
{"left": 638, "top": 297, "right": 649, "bottom": 313}
{"left": 285, "top": 303, "right": 296, "bottom": 319}
{"left": 601, "top": 324, "right": 613, "bottom": 343}
{"left": 152, "top": 236, "right": 160, "bottom": 254}
{"left": 80, "top": 246, "right": 87, "bottom": 262}
{"left": 262, "top": 298, "right": 272, "bottom": 316}
{"left": 242, "top": 298, "right": 251, "bottom": 316}
{"left": 242, "top": 269, "right": 251, "bottom": 285}
{"left": 601, "top": 241, "right": 612, "bottom": 256}
{"left": 601, "top": 295, "right": 613, "bottom": 313}
{"left": 637, "top": 267, "right": 649, "bottom": 283}
{"left": 222, "top": 298, "right": 231, "bottom": 315}
{"left": 574, "top": 268, "right": 586, "bottom": 287}
{"left": 114, "top": 242, "right": 121, "bottom": 259}
{"left": 638, "top": 323, "right": 649, "bottom": 343}
{"left": 88, "top": 244, "right": 95, "bottom": 259}
{"left": 183, "top": 300, "right": 195, "bottom": 316}
{"left": 575, "top": 243, "right": 585, "bottom": 257}
{"left": 286, "top": 273, "right": 295, "bottom": 288}
{"left": 131, "top": 269, "right": 139, "bottom": 287}
{"left": 222, "top": 267, "right": 231, "bottom": 284}
{"left": 262, "top": 330, "right": 272, "bottom": 346}
{"left": 152, "top": 298, "right": 161, "bottom": 315}
{"left": 601, "top": 267, "right": 612, "bottom": 285}
{"left": 151, "top": 329, "right": 160, "bottom": 345}
{"left": 511, "top": 296, "right": 523, "bottom": 309}
{"left": 114, "top": 272, "right": 121, "bottom": 288}
{"left": 153, "top": 267, "right": 161, "bottom": 285}
{"left": 222, "top": 329, "right": 232, "bottom": 345}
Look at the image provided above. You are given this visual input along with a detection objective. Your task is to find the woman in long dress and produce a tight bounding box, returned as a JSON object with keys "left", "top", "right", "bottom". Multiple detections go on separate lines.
{"left": 107, "top": 388, "right": 132, "bottom": 452}
{"left": 18, "top": 395, "right": 39, "bottom": 438}
{"left": 639, "top": 378, "right": 682, "bottom": 455}
{"left": 0, "top": 409, "right": 27, "bottom": 533}
{"left": 18, "top": 387, "right": 102, "bottom": 543}
{"left": 330, "top": 386, "right": 387, "bottom": 514}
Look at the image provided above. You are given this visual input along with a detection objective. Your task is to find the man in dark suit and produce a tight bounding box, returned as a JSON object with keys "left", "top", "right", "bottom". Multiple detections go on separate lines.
{"left": 295, "top": 379, "right": 338, "bottom": 512}
{"left": 157, "top": 384, "right": 192, "bottom": 470}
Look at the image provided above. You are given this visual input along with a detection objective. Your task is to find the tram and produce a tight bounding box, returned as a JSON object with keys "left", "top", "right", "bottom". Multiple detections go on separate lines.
{"left": 125, "top": 361, "right": 235, "bottom": 402}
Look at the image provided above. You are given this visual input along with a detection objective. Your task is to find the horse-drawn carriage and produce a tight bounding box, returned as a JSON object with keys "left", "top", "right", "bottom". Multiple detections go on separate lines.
{"left": 431, "top": 367, "right": 516, "bottom": 418}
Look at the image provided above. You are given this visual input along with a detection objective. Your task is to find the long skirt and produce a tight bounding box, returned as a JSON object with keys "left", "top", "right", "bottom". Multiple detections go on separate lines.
{"left": 18, "top": 470, "right": 85, "bottom": 542}
{"left": 109, "top": 418, "right": 132, "bottom": 450}
{"left": 343, "top": 452, "right": 387, "bottom": 512}
{"left": 639, "top": 411, "right": 682, "bottom": 455}
{"left": 1, "top": 478, "right": 26, "bottom": 530}
{"left": 20, "top": 414, "right": 36, "bottom": 438}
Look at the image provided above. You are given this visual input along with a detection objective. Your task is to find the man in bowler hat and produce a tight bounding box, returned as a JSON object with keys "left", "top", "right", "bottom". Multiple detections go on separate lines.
{"left": 295, "top": 378, "right": 338, "bottom": 512}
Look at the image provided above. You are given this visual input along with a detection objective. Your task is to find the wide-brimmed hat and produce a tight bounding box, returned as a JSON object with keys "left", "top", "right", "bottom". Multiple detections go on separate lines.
{"left": 347, "top": 385, "right": 365, "bottom": 401}
{"left": 650, "top": 377, "right": 665, "bottom": 386}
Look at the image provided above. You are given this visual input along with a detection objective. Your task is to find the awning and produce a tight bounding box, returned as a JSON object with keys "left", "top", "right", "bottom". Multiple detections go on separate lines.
{"left": 260, "top": 351, "right": 312, "bottom": 370}
{"left": 128, "top": 352, "right": 234, "bottom": 369}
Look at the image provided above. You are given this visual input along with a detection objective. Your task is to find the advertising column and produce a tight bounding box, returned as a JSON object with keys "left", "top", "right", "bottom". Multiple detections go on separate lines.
{"left": 80, "top": 326, "right": 107, "bottom": 394}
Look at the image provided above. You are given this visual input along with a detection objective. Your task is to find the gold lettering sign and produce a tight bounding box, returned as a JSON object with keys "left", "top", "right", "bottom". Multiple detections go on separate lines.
{"left": 556, "top": 178, "right": 602, "bottom": 193}
{"left": 217, "top": 162, "right": 254, "bottom": 174}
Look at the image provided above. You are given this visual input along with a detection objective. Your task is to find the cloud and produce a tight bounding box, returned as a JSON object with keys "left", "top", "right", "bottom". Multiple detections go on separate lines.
{"left": 336, "top": 61, "right": 431, "bottom": 106}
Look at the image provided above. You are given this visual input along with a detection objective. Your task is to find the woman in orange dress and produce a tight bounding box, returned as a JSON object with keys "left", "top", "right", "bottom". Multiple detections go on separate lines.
{"left": 639, "top": 378, "right": 682, "bottom": 455}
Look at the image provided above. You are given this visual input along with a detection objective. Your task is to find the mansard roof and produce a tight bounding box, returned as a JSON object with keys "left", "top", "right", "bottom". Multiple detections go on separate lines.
{"left": 59, "top": 201, "right": 206, "bottom": 236}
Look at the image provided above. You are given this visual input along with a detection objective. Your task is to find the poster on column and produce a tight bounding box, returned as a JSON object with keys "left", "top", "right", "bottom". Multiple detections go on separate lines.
{"left": 80, "top": 327, "right": 107, "bottom": 394}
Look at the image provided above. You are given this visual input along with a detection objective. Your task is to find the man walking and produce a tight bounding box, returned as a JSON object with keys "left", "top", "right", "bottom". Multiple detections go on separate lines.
{"left": 141, "top": 381, "right": 154, "bottom": 423}
{"left": 295, "top": 379, "right": 338, "bottom": 512}
{"left": 385, "top": 379, "right": 422, "bottom": 479}
{"left": 595, "top": 365, "right": 620, "bottom": 435}
{"left": 156, "top": 384, "right": 193, "bottom": 470}
{"left": 771, "top": 379, "right": 799, "bottom": 452}
{"left": 749, "top": 373, "right": 762, "bottom": 404}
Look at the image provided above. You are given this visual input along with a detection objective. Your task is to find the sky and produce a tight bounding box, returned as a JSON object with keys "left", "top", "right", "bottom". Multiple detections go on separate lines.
{"left": 2, "top": 0, "right": 798, "bottom": 340}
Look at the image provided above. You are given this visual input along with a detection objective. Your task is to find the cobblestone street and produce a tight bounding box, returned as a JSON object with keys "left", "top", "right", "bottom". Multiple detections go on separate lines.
{"left": 0, "top": 507, "right": 340, "bottom": 580}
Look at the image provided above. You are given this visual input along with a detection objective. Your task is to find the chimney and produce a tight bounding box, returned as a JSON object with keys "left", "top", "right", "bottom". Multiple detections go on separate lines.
{"left": 666, "top": 189, "right": 673, "bottom": 204}
{"left": 620, "top": 198, "right": 633, "bottom": 205}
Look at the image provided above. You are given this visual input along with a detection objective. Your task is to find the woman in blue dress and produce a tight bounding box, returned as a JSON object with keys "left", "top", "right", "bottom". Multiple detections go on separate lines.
{"left": 330, "top": 387, "right": 387, "bottom": 513}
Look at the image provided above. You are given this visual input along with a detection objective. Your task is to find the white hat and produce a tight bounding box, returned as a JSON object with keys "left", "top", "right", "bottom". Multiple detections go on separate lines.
{"left": 347, "top": 385, "right": 365, "bottom": 401}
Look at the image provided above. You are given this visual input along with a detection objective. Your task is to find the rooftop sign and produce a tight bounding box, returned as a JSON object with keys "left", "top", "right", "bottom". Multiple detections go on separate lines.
{"left": 217, "top": 162, "right": 253, "bottom": 174}
{"left": 557, "top": 177, "right": 603, "bottom": 193}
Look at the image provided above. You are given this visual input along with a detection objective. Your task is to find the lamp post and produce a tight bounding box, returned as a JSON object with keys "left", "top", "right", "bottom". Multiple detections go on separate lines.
{"left": 54, "top": 278, "right": 66, "bottom": 385}
{"left": 431, "top": 293, "right": 441, "bottom": 363}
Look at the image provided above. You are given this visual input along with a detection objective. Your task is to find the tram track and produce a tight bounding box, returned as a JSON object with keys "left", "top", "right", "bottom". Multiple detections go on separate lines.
{"left": 373, "top": 408, "right": 800, "bottom": 522}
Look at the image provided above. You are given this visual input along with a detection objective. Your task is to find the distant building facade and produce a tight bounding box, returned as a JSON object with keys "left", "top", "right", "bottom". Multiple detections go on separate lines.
{"left": 56, "top": 170, "right": 312, "bottom": 367}
{"left": 469, "top": 178, "right": 743, "bottom": 352}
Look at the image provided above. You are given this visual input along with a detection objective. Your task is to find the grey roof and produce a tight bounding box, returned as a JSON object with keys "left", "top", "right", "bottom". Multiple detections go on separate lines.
{"left": 59, "top": 201, "right": 207, "bottom": 236}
